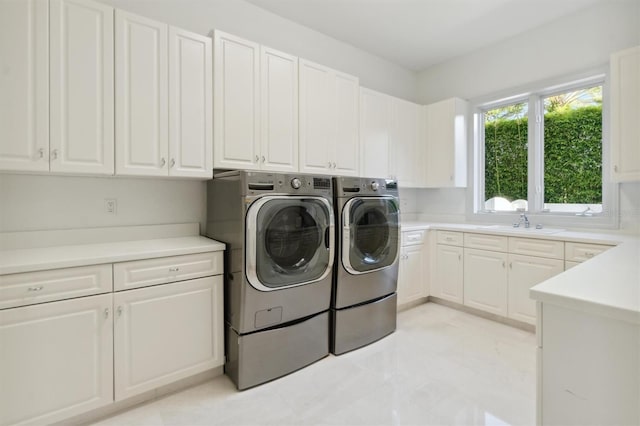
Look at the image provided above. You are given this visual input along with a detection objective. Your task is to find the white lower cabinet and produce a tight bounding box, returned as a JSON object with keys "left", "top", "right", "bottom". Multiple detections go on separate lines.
{"left": 114, "top": 276, "right": 224, "bottom": 400}
{"left": 463, "top": 248, "right": 508, "bottom": 316}
{"left": 435, "top": 244, "right": 464, "bottom": 304}
{"left": 507, "top": 254, "right": 563, "bottom": 324}
{"left": 397, "top": 245, "right": 425, "bottom": 305}
{"left": 0, "top": 294, "right": 113, "bottom": 426}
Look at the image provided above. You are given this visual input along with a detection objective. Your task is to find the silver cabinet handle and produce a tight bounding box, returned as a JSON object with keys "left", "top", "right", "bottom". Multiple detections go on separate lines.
{"left": 36, "top": 148, "right": 45, "bottom": 159}
{"left": 169, "top": 267, "right": 180, "bottom": 272}
{"left": 327, "top": 162, "right": 332, "bottom": 169}
{"left": 614, "top": 165, "right": 619, "bottom": 172}
{"left": 332, "top": 162, "right": 337, "bottom": 169}
{"left": 261, "top": 156, "right": 265, "bottom": 163}
{"left": 585, "top": 252, "right": 595, "bottom": 258}
{"left": 104, "top": 308, "right": 110, "bottom": 319}
{"left": 170, "top": 158, "right": 175, "bottom": 168}
{"left": 27, "top": 286, "right": 44, "bottom": 292}
{"left": 117, "top": 306, "right": 123, "bottom": 317}
{"left": 502, "top": 261, "right": 506, "bottom": 268}
{"left": 160, "top": 157, "right": 166, "bottom": 167}
{"left": 51, "top": 149, "right": 58, "bottom": 160}
{"left": 509, "top": 262, "right": 512, "bottom": 269}
{"left": 255, "top": 155, "right": 259, "bottom": 162}
{"left": 458, "top": 254, "right": 462, "bottom": 261}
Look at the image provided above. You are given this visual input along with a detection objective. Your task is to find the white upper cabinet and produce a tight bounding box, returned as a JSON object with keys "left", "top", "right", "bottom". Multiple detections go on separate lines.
{"left": 116, "top": 12, "right": 212, "bottom": 178}
{"left": 169, "top": 27, "right": 213, "bottom": 178}
{"left": 360, "top": 88, "right": 423, "bottom": 186}
{"left": 0, "top": 0, "right": 49, "bottom": 172}
{"left": 50, "top": 0, "right": 114, "bottom": 175}
{"left": 260, "top": 47, "right": 299, "bottom": 172}
{"left": 333, "top": 71, "right": 360, "bottom": 176}
{"left": 424, "top": 97, "right": 468, "bottom": 187}
{"left": 610, "top": 45, "right": 640, "bottom": 182}
{"left": 360, "top": 88, "right": 392, "bottom": 179}
{"left": 299, "top": 59, "right": 359, "bottom": 176}
{"left": 213, "top": 31, "right": 261, "bottom": 170}
{"left": 115, "top": 11, "right": 168, "bottom": 176}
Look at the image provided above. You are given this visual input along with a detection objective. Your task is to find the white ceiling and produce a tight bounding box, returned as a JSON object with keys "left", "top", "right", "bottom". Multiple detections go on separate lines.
{"left": 245, "top": 0, "right": 605, "bottom": 71}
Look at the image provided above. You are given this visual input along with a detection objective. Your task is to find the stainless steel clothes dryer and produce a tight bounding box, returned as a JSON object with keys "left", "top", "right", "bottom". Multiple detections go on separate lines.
{"left": 206, "top": 171, "right": 335, "bottom": 390}
{"left": 331, "top": 177, "right": 400, "bottom": 355}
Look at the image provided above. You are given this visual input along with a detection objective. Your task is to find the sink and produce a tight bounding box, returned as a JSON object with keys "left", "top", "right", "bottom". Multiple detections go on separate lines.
{"left": 476, "top": 225, "right": 565, "bottom": 235}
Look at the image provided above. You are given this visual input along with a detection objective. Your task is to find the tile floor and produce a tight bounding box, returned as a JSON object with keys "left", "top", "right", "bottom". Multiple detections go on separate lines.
{"left": 92, "top": 302, "right": 537, "bottom": 426}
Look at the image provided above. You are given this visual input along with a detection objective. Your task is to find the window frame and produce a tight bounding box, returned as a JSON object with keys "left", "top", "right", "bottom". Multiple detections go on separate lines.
{"left": 470, "top": 70, "right": 619, "bottom": 229}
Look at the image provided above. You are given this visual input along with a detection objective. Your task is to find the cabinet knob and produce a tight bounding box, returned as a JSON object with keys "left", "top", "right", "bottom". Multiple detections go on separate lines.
{"left": 117, "top": 306, "right": 123, "bottom": 317}
{"left": 51, "top": 149, "right": 58, "bottom": 160}
{"left": 261, "top": 156, "right": 266, "bottom": 163}
{"left": 509, "top": 262, "right": 512, "bottom": 269}
{"left": 458, "top": 254, "right": 462, "bottom": 261}
{"left": 614, "top": 165, "right": 619, "bottom": 172}
{"left": 502, "top": 261, "right": 506, "bottom": 268}
{"left": 27, "top": 286, "right": 44, "bottom": 292}
{"left": 255, "top": 155, "right": 260, "bottom": 162}
{"left": 36, "top": 148, "right": 45, "bottom": 159}
{"left": 169, "top": 267, "right": 180, "bottom": 272}
{"left": 333, "top": 162, "right": 337, "bottom": 169}
{"left": 170, "top": 158, "right": 175, "bottom": 168}
{"left": 160, "top": 158, "right": 166, "bottom": 167}
{"left": 585, "top": 252, "right": 595, "bottom": 258}
{"left": 104, "top": 308, "right": 110, "bottom": 319}
{"left": 327, "top": 162, "right": 332, "bottom": 169}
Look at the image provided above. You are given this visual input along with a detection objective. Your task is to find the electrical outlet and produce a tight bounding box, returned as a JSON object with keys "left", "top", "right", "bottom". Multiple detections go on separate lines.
{"left": 105, "top": 198, "right": 117, "bottom": 214}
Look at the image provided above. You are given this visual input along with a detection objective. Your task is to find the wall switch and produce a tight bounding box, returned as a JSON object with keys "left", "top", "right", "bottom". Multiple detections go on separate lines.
{"left": 105, "top": 198, "right": 117, "bottom": 214}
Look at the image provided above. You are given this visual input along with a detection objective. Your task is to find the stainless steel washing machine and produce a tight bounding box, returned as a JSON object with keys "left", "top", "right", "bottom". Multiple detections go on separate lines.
{"left": 206, "top": 171, "right": 334, "bottom": 390}
{"left": 331, "top": 176, "right": 400, "bottom": 355}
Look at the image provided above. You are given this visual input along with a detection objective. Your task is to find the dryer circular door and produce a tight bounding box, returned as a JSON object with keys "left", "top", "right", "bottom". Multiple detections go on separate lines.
{"left": 342, "top": 196, "right": 399, "bottom": 274}
{"left": 246, "top": 196, "right": 335, "bottom": 291}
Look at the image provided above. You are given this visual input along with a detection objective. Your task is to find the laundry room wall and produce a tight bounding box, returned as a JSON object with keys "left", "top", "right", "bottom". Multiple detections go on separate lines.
{"left": 414, "top": 0, "right": 640, "bottom": 230}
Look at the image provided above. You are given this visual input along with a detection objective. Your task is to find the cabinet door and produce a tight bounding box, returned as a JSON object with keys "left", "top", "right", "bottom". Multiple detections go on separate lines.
{"left": 360, "top": 88, "right": 392, "bottom": 179}
{"left": 114, "top": 276, "right": 224, "bottom": 401}
{"left": 332, "top": 71, "right": 360, "bottom": 176}
{"left": 50, "top": 0, "right": 114, "bottom": 175}
{"left": 213, "top": 31, "right": 260, "bottom": 170}
{"left": 299, "top": 59, "right": 333, "bottom": 174}
{"left": 0, "top": 0, "right": 49, "bottom": 172}
{"left": 397, "top": 245, "right": 425, "bottom": 305}
{"left": 260, "top": 47, "right": 298, "bottom": 172}
{"left": 435, "top": 244, "right": 464, "bottom": 304}
{"left": 168, "top": 27, "right": 213, "bottom": 178}
{"left": 424, "top": 98, "right": 467, "bottom": 187}
{"left": 115, "top": 10, "right": 168, "bottom": 176}
{"left": 0, "top": 294, "right": 113, "bottom": 426}
{"left": 610, "top": 46, "right": 640, "bottom": 182}
{"left": 508, "top": 254, "right": 563, "bottom": 324}
{"left": 464, "top": 248, "right": 508, "bottom": 316}
{"left": 390, "top": 98, "right": 421, "bottom": 187}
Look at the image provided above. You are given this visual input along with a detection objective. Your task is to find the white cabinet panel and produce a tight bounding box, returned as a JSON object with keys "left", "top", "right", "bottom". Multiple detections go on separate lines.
{"left": 464, "top": 232, "right": 508, "bottom": 252}
{"left": 213, "top": 31, "right": 260, "bottom": 170}
{"left": 360, "top": 88, "right": 392, "bottom": 179}
{"left": 0, "top": 294, "right": 113, "bottom": 426}
{"left": 424, "top": 98, "right": 467, "bottom": 187}
{"left": 436, "top": 230, "right": 463, "bottom": 246}
{"left": 509, "top": 237, "right": 564, "bottom": 259}
{"left": 611, "top": 46, "right": 640, "bottom": 182}
{"left": 333, "top": 72, "right": 359, "bottom": 176}
{"left": 50, "top": 0, "right": 114, "bottom": 175}
{"left": 299, "top": 59, "right": 333, "bottom": 174}
{"left": 114, "top": 276, "right": 224, "bottom": 400}
{"left": 169, "top": 27, "right": 213, "bottom": 178}
{"left": 435, "top": 244, "right": 463, "bottom": 303}
{"left": 0, "top": 0, "right": 49, "bottom": 172}
{"left": 115, "top": 10, "right": 168, "bottom": 176}
{"left": 565, "top": 241, "right": 612, "bottom": 262}
{"left": 0, "top": 264, "right": 112, "bottom": 310}
{"left": 397, "top": 245, "right": 425, "bottom": 305}
{"left": 260, "top": 47, "right": 298, "bottom": 172}
{"left": 390, "top": 97, "right": 421, "bottom": 187}
{"left": 463, "top": 248, "right": 508, "bottom": 316}
{"left": 508, "top": 255, "right": 563, "bottom": 324}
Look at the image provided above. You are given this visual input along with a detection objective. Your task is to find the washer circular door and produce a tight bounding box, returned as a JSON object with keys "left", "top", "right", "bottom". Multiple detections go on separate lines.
{"left": 342, "top": 196, "right": 399, "bottom": 274}
{"left": 246, "top": 196, "right": 334, "bottom": 291}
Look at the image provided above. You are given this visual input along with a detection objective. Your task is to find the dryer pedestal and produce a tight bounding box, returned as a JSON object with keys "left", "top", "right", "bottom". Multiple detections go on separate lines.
{"left": 330, "top": 293, "right": 397, "bottom": 355}
{"left": 225, "top": 311, "right": 329, "bottom": 390}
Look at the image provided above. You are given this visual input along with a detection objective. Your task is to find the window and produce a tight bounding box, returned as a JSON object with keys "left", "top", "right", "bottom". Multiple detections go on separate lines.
{"left": 475, "top": 75, "right": 614, "bottom": 224}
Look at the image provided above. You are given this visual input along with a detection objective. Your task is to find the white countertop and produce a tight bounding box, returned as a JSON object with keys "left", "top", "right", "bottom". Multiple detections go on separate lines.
{"left": 402, "top": 221, "right": 640, "bottom": 325}
{"left": 0, "top": 224, "right": 225, "bottom": 275}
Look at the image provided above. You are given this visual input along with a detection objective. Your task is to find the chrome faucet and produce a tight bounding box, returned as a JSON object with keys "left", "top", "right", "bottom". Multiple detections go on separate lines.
{"left": 513, "top": 213, "right": 530, "bottom": 228}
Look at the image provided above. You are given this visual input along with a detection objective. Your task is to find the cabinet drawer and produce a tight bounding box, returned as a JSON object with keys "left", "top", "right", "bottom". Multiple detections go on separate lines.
{"left": 508, "top": 237, "right": 564, "bottom": 259}
{"left": 436, "top": 230, "right": 463, "bottom": 246}
{"left": 114, "top": 252, "right": 223, "bottom": 291}
{"left": 402, "top": 230, "right": 426, "bottom": 246}
{"left": 565, "top": 242, "right": 613, "bottom": 262}
{"left": 0, "top": 265, "right": 112, "bottom": 310}
{"left": 464, "top": 233, "right": 508, "bottom": 252}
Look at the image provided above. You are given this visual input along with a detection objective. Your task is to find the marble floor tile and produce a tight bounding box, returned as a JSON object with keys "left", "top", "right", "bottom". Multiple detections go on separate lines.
{"left": 91, "top": 302, "right": 537, "bottom": 426}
